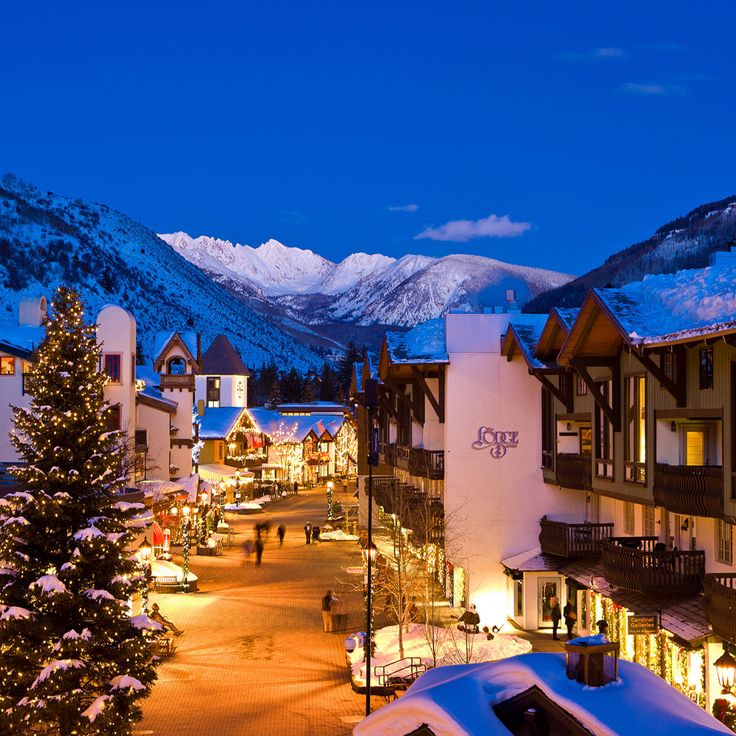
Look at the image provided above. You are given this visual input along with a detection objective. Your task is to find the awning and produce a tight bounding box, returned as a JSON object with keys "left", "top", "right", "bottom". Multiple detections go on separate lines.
{"left": 151, "top": 521, "right": 165, "bottom": 546}
{"left": 501, "top": 547, "right": 562, "bottom": 573}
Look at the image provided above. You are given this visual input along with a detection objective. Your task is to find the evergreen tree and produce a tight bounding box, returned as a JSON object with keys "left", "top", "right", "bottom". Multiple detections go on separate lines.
{"left": 265, "top": 374, "right": 283, "bottom": 409}
{"left": 0, "top": 286, "right": 157, "bottom": 735}
{"left": 336, "top": 341, "right": 361, "bottom": 403}
{"left": 319, "top": 363, "right": 338, "bottom": 402}
{"left": 302, "top": 373, "right": 319, "bottom": 404}
{"left": 280, "top": 368, "right": 304, "bottom": 403}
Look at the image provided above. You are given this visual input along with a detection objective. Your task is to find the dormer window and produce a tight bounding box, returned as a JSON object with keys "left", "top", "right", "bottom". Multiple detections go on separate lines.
{"left": 0, "top": 357, "right": 15, "bottom": 375}
{"left": 103, "top": 353, "right": 122, "bottom": 383}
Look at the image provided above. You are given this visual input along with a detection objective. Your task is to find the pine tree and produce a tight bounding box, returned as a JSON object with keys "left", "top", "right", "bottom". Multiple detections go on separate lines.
{"left": 265, "top": 374, "right": 283, "bottom": 409}
{"left": 336, "top": 341, "right": 361, "bottom": 403}
{"left": 0, "top": 286, "right": 158, "bottom": 735}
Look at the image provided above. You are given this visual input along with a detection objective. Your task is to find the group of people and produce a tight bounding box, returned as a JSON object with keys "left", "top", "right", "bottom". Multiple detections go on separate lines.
{"left": 241, "top": 520, "right": 286, "bottom": 566}
{"left": 303, "top": 522, "right": 321, "bottom": 544}
{"left": 548, "top": 595, "right": 578, "bottom": 641}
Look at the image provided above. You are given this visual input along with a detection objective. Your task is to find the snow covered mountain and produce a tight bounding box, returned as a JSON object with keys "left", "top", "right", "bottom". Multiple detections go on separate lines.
{"left": 526, "top": 194, "right": 736, "bottom": 313}
{"left": 0, "top": 176, "right": 325, "bottom": 371}
{"left": 161, "top": 232, "right": 573, "bottom": 328}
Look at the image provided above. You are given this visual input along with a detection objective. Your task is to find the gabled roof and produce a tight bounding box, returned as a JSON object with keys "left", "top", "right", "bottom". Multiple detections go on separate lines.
{"left": 500, "top": 315, "right": 548, "bottom": 370}
{"left": 0, "top": 324, "right": 45, "bottom": 359}
{"left": 384, "top": 318, "right": 448, "bottom": 366}
{"left": 153, "top": 331, "right": 200, "bottom": 368}
{"left": 533, "top": 308, "right": 579, "bottom": 361}
{"left": 201, "top": 334, "right": 250, "bottom": 376}
{"left": 248, "top": 407, "right": 346, "bottom": 442}
{"left": 197, "top": 406, "right": 250, "bottom": 440}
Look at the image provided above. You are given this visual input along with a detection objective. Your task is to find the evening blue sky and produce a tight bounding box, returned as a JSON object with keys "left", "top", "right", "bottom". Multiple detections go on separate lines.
{"left": 1, "top": 1, "right": 735, "bottom": 275}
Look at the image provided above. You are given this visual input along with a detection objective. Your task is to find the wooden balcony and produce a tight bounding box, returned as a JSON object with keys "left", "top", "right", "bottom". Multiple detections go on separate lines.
{"left": 539, "top": 519, "right": 613, "bottom": 559}
{"left": 653, "top": 463, "right": 723, "bottom": 518}
{"left": 396, "top": 445, "right": 410, "bottom": 470}
{"left": 408, "top": 448, "right": 444, "bottom": 480}
{"left": 703, "top": 573, "right": 736, "bottom": 643}
{"left": 601, "top": 537, "right": 705, "bottom": 596}
{"left": 159, "top": 374, "right": 195, "bottom": 391}
{"left": 555, "top": 453, "right": 592, "bottom": 490}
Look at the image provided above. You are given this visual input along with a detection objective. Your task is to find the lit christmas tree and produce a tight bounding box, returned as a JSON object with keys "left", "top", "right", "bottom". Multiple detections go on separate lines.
{"left": 0, "top": 287, "right": 158, "bottom": 735}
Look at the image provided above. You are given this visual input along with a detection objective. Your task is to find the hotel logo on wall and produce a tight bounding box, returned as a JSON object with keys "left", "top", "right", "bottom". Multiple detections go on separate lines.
{"left": 472, "top": 427, "right": 519, "bottom": 459}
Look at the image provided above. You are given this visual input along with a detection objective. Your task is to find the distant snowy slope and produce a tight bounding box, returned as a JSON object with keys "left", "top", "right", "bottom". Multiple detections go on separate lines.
{"left": 0, "top": 178, "right": 324, "bottom": 371}
{"left": 161, "top": 231, "right": 573, "bottom": 327}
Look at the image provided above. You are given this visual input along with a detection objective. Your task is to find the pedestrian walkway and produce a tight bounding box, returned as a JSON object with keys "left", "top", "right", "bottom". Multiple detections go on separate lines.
{"left": 138, "top": 485, "right": 369, "bottom": 736}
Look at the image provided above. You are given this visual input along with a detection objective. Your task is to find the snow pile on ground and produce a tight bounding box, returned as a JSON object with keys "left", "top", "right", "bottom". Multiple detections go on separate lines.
{"left": 151, "top": 559, "right": 198, "bottom": 584}
{"left": 319, "top": 529, "right": 359, "bottom": 541}
{"left": 353, "top": 653, "right": 731, "bottom": 736}
{"left": 348, "top": 623, "right": 531, "bottom": 687}
{"left": 224, "top": 502, "right": 263, "bottom": 512}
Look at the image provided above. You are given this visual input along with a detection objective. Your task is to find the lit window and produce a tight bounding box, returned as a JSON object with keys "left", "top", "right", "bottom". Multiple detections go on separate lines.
{"left": 717, "top": 520, "right": 733, "bottom": 565}
{"left": 624, "top": 375, "right": 646, "bottom": 483}
{"left": 576, "top": 376, "right": 588, "bottom": 396}
{"left": 643, "top": 506, "right": 655, "bottom": 537}
{"left": 0, "top": 357, "right": 15, "bottom": 375}
{"left": 103, "top": 354, "right": 122, "bottom": 383}
{"left": 624, "top": 502, "right": 635, "bottom": 535}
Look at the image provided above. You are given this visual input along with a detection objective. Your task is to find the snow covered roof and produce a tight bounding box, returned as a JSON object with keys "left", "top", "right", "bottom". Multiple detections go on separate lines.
{"left": 0, "top": 323, "right": 45, "bottom": 359}
{"left": 197, "top": 407, "right": 249, "bottom": 439}
{"left": 202, "top": 334, "right": 250, "bottom": 376}
{"left": 593, "top": 264, "right": 736, "bottom": 346}
{"left": 152, "top": 330, "right": 199, "bottom": 364}
{"left": 248, "top": 407, "right": 346, "bottom": 442}
{"left": 385, "top": 318, "right": 448, "bottom": 365}
{"left": 277, "top": 401, "right": 346, "bottom": 414}
{"left": 555, "top": 307, "right": 580, "bottom": 331}
{"left": 501, "top": 547, "right": 561, "bottom": 573}
{"left": 503, "top": 315, "right": 549, "bottom": 370}
{"left": 354, "top": 653, "right": 730, "bottom": 736}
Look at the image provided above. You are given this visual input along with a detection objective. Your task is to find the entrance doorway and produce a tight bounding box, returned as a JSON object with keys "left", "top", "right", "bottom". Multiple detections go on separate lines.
{"left": 538, "top": 577, "right": 560, "bottom": 629}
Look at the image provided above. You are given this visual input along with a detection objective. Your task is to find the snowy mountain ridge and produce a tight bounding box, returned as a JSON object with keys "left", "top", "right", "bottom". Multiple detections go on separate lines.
{"left": 0, "top": 177, "right": 326, "bottom": 371}
{"left": 160, "top": 231, "right": 574, "bottom": 327}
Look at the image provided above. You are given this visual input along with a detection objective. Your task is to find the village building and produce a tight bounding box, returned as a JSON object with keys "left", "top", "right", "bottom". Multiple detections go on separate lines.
{"left": 0, "top": 296, "right": 177, "bottom": 488}
{"left": 500, "top": 259, "right": 736, "bottom": 713}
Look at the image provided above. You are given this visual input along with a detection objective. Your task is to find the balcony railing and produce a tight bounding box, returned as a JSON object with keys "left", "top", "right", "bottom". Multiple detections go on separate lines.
{"left": 653, "top": 463, "right": 723, "bottom": 518}
{"left": 704, "top": 573, "right": 736, "bottom": 643}
{"left": 555, "top": 453, "right": 592, "bottom": 490}
{"left": 539, "top": 519, "right": 613, "bottom": 559}
{"left": 601, "top": 536, "right": 705, "bottom": 596}
{"left": 396, "top": 445, "right": 410, "bottom": 470}
{"left": 408, "top": 448, "right": 444, "bottom": 480}
{"left": 160, "top": 374, "right": 195, "bottom": 391}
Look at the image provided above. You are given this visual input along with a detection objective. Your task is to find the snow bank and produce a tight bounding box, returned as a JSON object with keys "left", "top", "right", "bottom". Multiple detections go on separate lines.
{"left": 319, "top": 529, "right": 359, "bottom": 541}
{"left": 349, "top": 623, "right": 531, "bottom": 687}
{"left": 151, "top": 559, "right": 198, "bottom": 583}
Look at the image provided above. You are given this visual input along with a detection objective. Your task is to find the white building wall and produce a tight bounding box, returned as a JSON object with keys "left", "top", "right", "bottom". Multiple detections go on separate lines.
{"left": 443, "top": 313, "right": 586, "bottom": 627}
{"left": 195, "top": 374, "right": 248, "bottom": 408}
{"left": 97, "top": 306, "right": 137, "bottom": 471}
{"left": 136, "top": 402, "right": 171, "bottom": 481}
{"left": 0, "top": 354, "right": 29, "bottom": 462}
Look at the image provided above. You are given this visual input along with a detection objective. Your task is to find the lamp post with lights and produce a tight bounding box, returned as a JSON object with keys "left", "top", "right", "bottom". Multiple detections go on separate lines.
{"left": 136, "top": 539, "right": 153, "bottom": 614}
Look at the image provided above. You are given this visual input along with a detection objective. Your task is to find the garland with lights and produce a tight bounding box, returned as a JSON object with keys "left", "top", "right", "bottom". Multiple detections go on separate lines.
{"left": 0, "top": 287, "right": 158, "bottom": 735}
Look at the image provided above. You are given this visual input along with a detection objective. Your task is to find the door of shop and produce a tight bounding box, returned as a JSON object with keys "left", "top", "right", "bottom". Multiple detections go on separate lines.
{"left": 538, "top": 577, "right": 560, "bottom": 629}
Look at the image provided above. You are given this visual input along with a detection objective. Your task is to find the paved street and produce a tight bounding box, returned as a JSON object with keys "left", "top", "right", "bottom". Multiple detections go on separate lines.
{"left": 139, "top": 485, "right": 369, "bottom": 736}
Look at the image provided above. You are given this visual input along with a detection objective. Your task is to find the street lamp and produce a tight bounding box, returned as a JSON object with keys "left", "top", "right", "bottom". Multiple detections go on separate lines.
{"left": 326, "top": 480, "right": 334, "bottom": 519}
{"left": 136, "top": 540, "right": 153, "bottom": 614}
{"left": 235, "top": 470, "right": 241, "bottom": 505}
{"left": 715, "top": 644, "right": 736, "bottom": 694}
{"left": 181, "top": 504, "right": 191, "bottom": 590}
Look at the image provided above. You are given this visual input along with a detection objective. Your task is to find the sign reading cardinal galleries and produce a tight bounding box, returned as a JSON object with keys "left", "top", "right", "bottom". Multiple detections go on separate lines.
{"left": 628, "top": 615, "right": 659, "bottom": 635}
{"left": 472, "top": 427, "right": 519, "bottom": 459}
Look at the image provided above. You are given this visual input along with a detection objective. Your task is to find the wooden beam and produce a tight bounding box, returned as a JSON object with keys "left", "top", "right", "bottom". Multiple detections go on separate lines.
{"left": 438, "top": 366, "right": 446, "bottom": 424}
{"left": 536, "top": 372, "right": 573, "bottom": 413}
{"left": 633, "top": 349, "right": 684, "bottom": 407}
{"left": 410, "top": 365, "right": 443, "bottom": 423}
{"left": 570, "top": 359, "right": 617, "bottom": 430}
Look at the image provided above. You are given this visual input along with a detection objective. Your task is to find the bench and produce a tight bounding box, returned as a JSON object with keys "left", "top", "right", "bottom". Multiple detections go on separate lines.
{"left": 152, "top": 635, "right": 175, "bottom": 659}
{"left": 153, "top": 576, "right": 179, "bottom": 592}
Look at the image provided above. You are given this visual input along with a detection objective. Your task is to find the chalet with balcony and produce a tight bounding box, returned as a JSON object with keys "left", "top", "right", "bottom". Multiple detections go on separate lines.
{"left": 502, "top": 259, "right": 736, "bottom": 713}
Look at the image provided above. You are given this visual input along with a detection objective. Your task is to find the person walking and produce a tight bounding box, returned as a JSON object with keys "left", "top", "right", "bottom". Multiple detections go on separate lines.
{"left": 255, "top": 535, "right": 264, "bottom": 566}
{"left": 304, "top": 522, "right": 312, "bottom": 544}
{"left": 277, "top": 523, "right": 285, "bottom": 546}
{"left": 311, "top": 524, "right": 320, "bottom": 543}
{"left": 549, "top": 595, "right": 562, "bottom": 640}
{"left": 240, "top": 538, "right": 254, "bottom": 566}
{"left": 321, "top": 589, "right": 338, "bottom": 632}
{"left": 563, "top": 600, "right": 577, "bottom": 640}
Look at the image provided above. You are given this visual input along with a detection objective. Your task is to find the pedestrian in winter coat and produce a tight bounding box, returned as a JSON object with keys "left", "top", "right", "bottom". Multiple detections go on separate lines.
{"left": 255, "top": 536, "right": 264, "bottom": 566}
{"left": 549, "top": 595, "right": 562, "bottom": 640}
{"left": 311, "top": 525, "right": 320, "bottom": 543}
{"left": 321, "top": 590, "right": 338, "bottom": 632}
{"left": 293, "top": 481, "right": 299, "bottom": 495}
{"left": 304, "top": 522, "right": 312, "bottom": 544}
{"left": 563, "top": 601, "right": 577, "bottom": 640}
{"left": 277, "top": 523, "right": 286, "bottom": 546}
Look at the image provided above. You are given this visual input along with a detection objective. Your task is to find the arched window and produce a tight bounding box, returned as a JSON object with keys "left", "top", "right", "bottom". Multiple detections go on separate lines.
{"left": 167, "top": 357, "right": 187, "bottom": 375}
